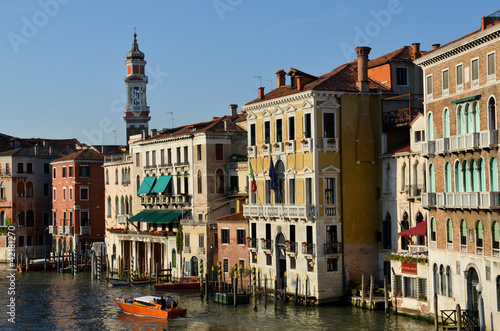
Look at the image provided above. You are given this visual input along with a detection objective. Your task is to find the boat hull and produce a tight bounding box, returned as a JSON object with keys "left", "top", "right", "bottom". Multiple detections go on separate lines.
{"left": 107, "top": 278, "right": 152, "bottom": 286}
{"left": 114, "top": 300, "right": 186, "bottom": 319}
{"left": 154, "top": 283, "right": 200, "bottom": 291}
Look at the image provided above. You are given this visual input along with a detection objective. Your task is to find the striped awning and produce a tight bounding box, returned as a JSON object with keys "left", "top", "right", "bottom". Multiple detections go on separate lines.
{"left": 137, "top": 177, "right": 156, "bottom": 195}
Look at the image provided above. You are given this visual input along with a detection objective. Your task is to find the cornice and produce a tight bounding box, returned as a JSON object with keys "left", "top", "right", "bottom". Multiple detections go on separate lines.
{"left": 243, "top": 91, "right": 313, "bottom": 112}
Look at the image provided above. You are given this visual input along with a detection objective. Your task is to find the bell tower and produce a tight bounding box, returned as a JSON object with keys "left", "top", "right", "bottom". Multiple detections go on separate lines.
{"left": 123, "top": 33, "right": 151, "bottom": 143}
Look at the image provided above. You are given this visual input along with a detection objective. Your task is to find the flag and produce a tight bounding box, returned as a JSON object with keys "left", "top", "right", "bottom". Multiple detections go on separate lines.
{"left": 249, "top": 162, "right": 257, "bottom": 193}
{"left": 269, "top": 159, "right": 278, "bottom": 191}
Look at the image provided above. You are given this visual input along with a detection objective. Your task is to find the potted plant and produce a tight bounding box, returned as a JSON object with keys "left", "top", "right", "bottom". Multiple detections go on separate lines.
{"left": 248, "top": 146, "right": 253, "bottom": 151}
{"left": 260, "top": 238, "right": 265, "bottom": 242}
{"left": 261, "top": 144, "right": 268, "bottom": 149}
{"left": 273, "top": 142, "right": 280, "bottom": 147}
{"left": 328, "top": 138, "right": 336, "bottom": 144}
{"left": 301, "top": 241, "right": 307, "bottom": 246}
{"left": 285, "top": 240, "right": 290, "bottom": 244}
{"left": 285, "top": 141, "right": 292, "bottom": 146}
{"left": 346, "top": 280, "right": 360, "bottom": 296}
{"left": 301, "top": 138, "right": 307, "bottom": 144}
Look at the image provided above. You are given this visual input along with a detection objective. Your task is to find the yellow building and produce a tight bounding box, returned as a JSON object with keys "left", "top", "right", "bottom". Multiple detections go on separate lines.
{"left": 243, "top": 47, "right": 385, "bottom": 303}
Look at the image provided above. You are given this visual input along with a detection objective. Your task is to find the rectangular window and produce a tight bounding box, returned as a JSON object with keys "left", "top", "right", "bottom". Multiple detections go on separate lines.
{"left": 323, "top": 113, "right": 335, "bottom": 138}
{"left": 199, "top": 234, "right": 204, "bottom": 248}
{"left": 415, "top": 130, "right": 422, "bottom": 142}
{"left": 151, "top": 150, "right": 156, "bottom": 166}
{"left": 394, "top": 275, "right": 403, "bottom": 295}
{"left": 223, "top": 259, "right": 229, "bottom": 273}
{"left": 404, "top": 277, "right": 418, "bottom": 298}
{"left": 62, "top": 167, "right": 67, "bottom": 178}
{"left": 26, "top": 163, "right": 33, "bottom": 173}
{"left": 288, "top": 116, "right": 295, "bottom": 140}
{"left": 53, "top": 167, "right": 56, "bottom": 179}
{"left": 145, "top": 151, "right": 150, "bottom": 167}
{"left": 44, "top": 183, "right": 50, "bottom": 196}
{"left": 265, "top": 180, "right": 271, "bottom": 204}
{"left": 251, "top": 252, "right": 257, "bottom": 264}
{"left": 26, "top": 235, "right": 32, "bottom": 246}
{"left": 237, "top": 229, "right": 246, "bottom": 245}
{"left": 184, "top": 146, "right": 188, "bottom": 163}
{"left": 276, "top": 119, "right": 282, "bottom": 142}
{"left": 44, "top": 163, "right": 50, "bottom": 174}
{"left": 325, "top": 178, "right": 336, "bottom": 204}
{"left": 456, "top": 64, "right": 463, "bottom": 88}
{"left": 69, "top": 166, "right": 73, "bottom": 177}
{"left": 488, "top": 52, "right": 496, "bottom": 82}
{"left": 426, "top": 75, "right": 433, "bottom": 97}
{"left": 80, "top": 211, "right": 89, "bottom": 226}
{"left": 79, "top": 165, "right": 89, "bottom": 177}
{"left": 307, "top": 259, "right": 314, "bottom": 272}
{"left": 289, "top": 179, "right": 295, "bottom": 204}
{"left": 471, "top": 58, "right": 479, "bottom": 87}
{"left": 53, "top": 189, "right": 56, "bottom": 201}
{"left": 80, "top": 187, "right": 89, "bottom": 200}
{"left": 250, "top": 191, "right": 256, "bottom": 204}
{"left": 250, "top": 123, "right": 256, "bottom": 146}
{"left": 43, "top": 213, "right": 50, "bottom": 227}
{"left": 305, "top": 178, "right": 312, "bottom": 205}
{"left": 176, "top": 147, "right": 181, "bottom": 163}
{"left": 215, "top": 144, "right": 223, "bottom": 160}
{"left": 327, "top": 257, "right": 338, "bottom": 272}
{"left": 304, "top": 113, "right": 311, "bottom": 138}
{"left": 266, "top": 253, "right": 272, "bottom": 266}
{"left": 160, "top": 149, "right": 165, "bottom": 165}
{"left": 239, "top": 259, "right": 245, "bottom": 269}
{"left": 221, "top": 229, "right": 230, "bottom": 244}
{"left": 69, "top": 187, "right": 73, "bottom": 200}
{"left": 17, "top": 163, "right": 24, "bottom": 173}
{"left": 62, "top": 188, "right": 66, "bottom": 201}
{"left": 167, "top": 149, "right": 172, "bottom": 165}
{"left": 197, "top": 145, "right": 202, "bottom": 161}
{"left": 38, "top": 235, "right": 44, "bottom": 246}
{"left": 290, "top": 256, "right": 296, "bottom": 269}
{"left": 185, "top": 233, "right": 190, "bottom": 247}
{"left": 290, "top": 224, "right": 296, "bottom": 243}
{"left": 396, "top": 67, "right": 408, "bottom": 86}
{"left": 135, "top": 153, "right": 140, "bottom": 167}
{"left": 18, "top": 236, "right": 24, "bottom": 247}
{"left": 442, "top": 69, "right": 449, "bottom": 91}
{"left": 198, "top": 213, "right": 203, "bottom": 221}
{"left": 264, "top": 121, "right": 271, "bottom": 143}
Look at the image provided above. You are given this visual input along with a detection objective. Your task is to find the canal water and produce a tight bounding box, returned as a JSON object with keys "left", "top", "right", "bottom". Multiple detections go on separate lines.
{"left": 0, "top": 264, "right": 434, "bottom": 330}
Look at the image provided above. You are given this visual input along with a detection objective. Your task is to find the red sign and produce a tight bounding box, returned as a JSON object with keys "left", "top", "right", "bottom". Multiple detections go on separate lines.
{"left": 402, "top": 262, "right": 417, "bottom": 275}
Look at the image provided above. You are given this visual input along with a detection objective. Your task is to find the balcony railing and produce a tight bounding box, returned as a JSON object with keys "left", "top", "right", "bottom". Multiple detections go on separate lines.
{"left": 285, "top": 241, "right": 297, "bottom": 254}
{"left": 323, "top": 138, "right": 338, "bottom": 152}
{"left": 248, "top": 238, "right": 257, "bottom": 249}
{"left": 183, "top": 246, "right": 191, "bottom": 253}
{"left": 262, "top": 144, "right": 270, "bottom": 156}
{"left": 302, "top": 243, "right": 315, "bottom": 255}
{"left": 48, "top": 226, "right": 55, "bottom": 234}
{"left": 272, "top": 142, "right": 283, "bottom": 153}
{"left": 449, "top": 133, "right": 480, "bottom": 152}
{"left": 104, "top": 154, "right": 132, "bottom": 163}
{"left": 80, "top": 226, "right": 91, "bottom": 235}
{"left": 65, "top": 226, "right": 74, "bottom": 235}
{"left": 435, "top": 138, "right": 449, "bottom": 154}
{"left": 0, "top": 170, "right": 12, "bottom": 176}
{"left": 285, "top": 140, "right": 295, "bottom": 154}
{"left": 324, "top": 206, "right": 337, "bottom": 216}
{"left": 421, "top": 193, "right": 436, "bottom": 208}
{"left": 324, "top": 242, "right": 342, "bottom": 254}
{"left": 432, "top": 191, "right": 500, "bottom": 209}
{"left": 197, "top": 247, "right": 205, "bottom": 254}
{"left": 261, "top": 239, "right": 272, "bottom": 251}
{"left": 408, "top": 244, "right": 427, "bottom": 253}
{"left": 421, "top": 141, "right": 435, "bottom": 157}
{"left": 300, "top": 138, "right": 313, "bottom": 153}
{"left": 247, "top": 146, "right": 256, "bottom": 158}
{"left": 479, "top": 129, "right": 498, "bottom": 148}
{"left": 58, "top": 226, "right": 63, "bottom": 234}
{"left": 117, "top": 214, "right": 130, "bottom": 224}
{"left": 243, "top": 204, "right": 315, "bottom": 219}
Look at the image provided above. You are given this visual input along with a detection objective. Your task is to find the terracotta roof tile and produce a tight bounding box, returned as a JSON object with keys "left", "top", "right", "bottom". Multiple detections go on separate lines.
{"left": 385, "top": 139, "right": 411, "bottom": 155}
{"left": 215, "top": 211, "right": 247, "bottom": 221}
{"left": 52, "top": 149, "right": 104, "bottom": 163}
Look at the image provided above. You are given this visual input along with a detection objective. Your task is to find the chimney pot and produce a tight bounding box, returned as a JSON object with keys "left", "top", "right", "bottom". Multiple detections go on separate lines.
{"left": 258, "top": 87, "right": 265, "bottom": 100}
{"left": 229, "top": 104, "right": 238, "bottom": 117}
{"left": 297, "top": 76, "right": 304, "bottom": 90}
{"left": 355, "top": 46, "right": 371, "bottom": 93}
{"left": 151, "top": 129, "right": 157, "bottom": 137}
{"left": 432, "top": 44, "right": 441, "bottom": 50}
{"left": 276, "top": 69, "right": 286, "bottom": 88}
{"left": 412, "top": 43, "right": 421, "bottom": 59}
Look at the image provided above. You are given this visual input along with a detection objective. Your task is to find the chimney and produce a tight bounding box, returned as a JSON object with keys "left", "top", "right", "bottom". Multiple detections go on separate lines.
{"left": 34, "top": 143, "right": 38, "bottom": 156}
{"left": 258, "top": 87, "right": 265, "bottom": 100}
{"left": 141, "top": 130, "right": 148, "bottom": 140}
{"left": 276, "top": 69, "right": 286, "bottom": 88}
{"left": 296, "top": 76, "right": 304, "bottom": 90}
{"left": 224, "top": 120, "right": 230, "bottom": 132}
{"left": 229, "top": 104, "right": 238, "bottom": 117}
{"left": 151, "top": 129, "right": 157, "bottom": 137}
{"left": 432, "top": 44, "right": 441, "bottom": 50}
{"left": 412, "top": 43, "right": 421, "bottom": 59}
{"left": 355, "top": 46, "right": 371, "bottom": 93}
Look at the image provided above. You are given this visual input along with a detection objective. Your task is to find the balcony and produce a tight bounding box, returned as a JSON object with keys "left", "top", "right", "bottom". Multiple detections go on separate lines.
{"left": 183, "top": 246, "right": 191, "bottom": 254}
{"left": 449, "top": 133, "right": 480, "bottom": 152}
{"left": 479, "top": 129, "right": 498, "bottom": 148}
{"left": 272, "top": 142, "right": 283, "bottom": 153}
{"left": 48, "top": 226, "right": 55, "bottom": 234}
{"left": 435, "top": 138, "right": 449, "bottom": 154}
{"left": 421, "top": 140, "right": 435, "bottom": 157}
{"left": 421, "top": 193, "right": 436, "bottom": 208}
{"left": 0, "top": 170, "right": 12, "bottom": 177}
{"left": 80, "top": 226, "right": 91, "bottom": 235}
{"left": 58, "top": 226, "right": 63, "bottom": 234}
{"left": 64, "top": 226, "right": 74, "bottom": 235}
{"left": 243, "top": 204, "right": 315, "bottom": 219}
{"left": 261, "top": 239, "right": 272, "bottom": 251}
{"left": 324, "top": 242, "right": 342, "bottom": 254}
{"left": 104, "top": 154, "right": 132, "bottom": 163}
{"left": 197, "top": 247, "right": 205, "bottom": 254}
{"left": 302, "top": 243, "right": 315, "bottom": 255}
{"left": 247, "top": 238, "right": 258, "bottom": 250}
{"left": 408, "top": 244, "right": 427, "bottom": 253}
{"left": 285, "top": 241, "right": 297, "bottom": 255}
{"left": 144, "top": 164, "right": 157, "bottom": 169}
{"left": 323, "top": 138, "right": 338, "bottom": 152}
{"left": 117, "top": 214, "right": 130, "bottom": 224}
{"left": 247, "top": 146, "right": 256, "bottom": 158}
{"left": 324, "top": 206, "right": 338, "bottom": 216}
{"left": 285, "top": 140, "right": 295, "bottom": 154}
{"left": 262, "top": 144, "right": 270, "bottom": 156}
{"left": 300, "top": 138, "right": 313, "bottom": 153}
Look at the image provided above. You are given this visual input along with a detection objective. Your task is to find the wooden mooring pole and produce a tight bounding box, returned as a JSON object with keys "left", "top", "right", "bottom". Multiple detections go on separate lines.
{"left": 384, "top": 275, "right": 388, "bottom": 314}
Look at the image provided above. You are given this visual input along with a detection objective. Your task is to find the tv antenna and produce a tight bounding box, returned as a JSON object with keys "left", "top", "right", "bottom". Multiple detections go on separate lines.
{"left": 266, "top": 79, "right": 273, "bottom": 91}
{"left": 253, "top": 75, "right": 262, "bottom": 87}
{"left": 113, "top": 130, "right": 118, "bottom": 145}
{"left": 166, "top": 112, "right": 175, "bottom": 128}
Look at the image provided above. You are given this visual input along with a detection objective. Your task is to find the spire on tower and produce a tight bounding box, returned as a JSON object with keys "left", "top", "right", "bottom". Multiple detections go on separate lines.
{"left": 126, "top": 32, "right": 145, "bottom": 60}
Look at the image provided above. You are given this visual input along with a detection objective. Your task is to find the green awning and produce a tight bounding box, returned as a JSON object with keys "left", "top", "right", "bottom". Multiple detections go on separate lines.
{"left": 451, "top": 95, "right": 481, "bottom": 104}
{"left": 137, "top": 177, "right": 156, "bottom": 195}
{"left": 150, "top": 176, "right": 172, "bottom": 194}
{"left": 129, "top": 210, "right": 183, "bottom": 224}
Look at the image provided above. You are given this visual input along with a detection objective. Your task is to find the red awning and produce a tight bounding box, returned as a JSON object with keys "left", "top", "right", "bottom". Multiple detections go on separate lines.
{"left": 397, "top": 221, "right": 427, "bottom": 237}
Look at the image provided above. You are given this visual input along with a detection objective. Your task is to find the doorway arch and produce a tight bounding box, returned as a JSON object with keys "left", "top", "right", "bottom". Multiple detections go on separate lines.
{"left": 466, "top": 267, "right": 480, "bottom": 311}
{"left": 275, "top": 232, "right": 286, "bottom": 289}
{"left": 190, "top": 256, "right": 199, "bottom": 276}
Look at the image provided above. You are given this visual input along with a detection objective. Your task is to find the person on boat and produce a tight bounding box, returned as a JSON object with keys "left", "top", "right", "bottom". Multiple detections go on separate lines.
{"left": 126, "top": 296, "right": 133, "bottom": 303}
{"left": 165, "top": 295, "right": 174, "bottom": 309}
{"left": 160, "top": 296, "right": 166, "bottom": 309}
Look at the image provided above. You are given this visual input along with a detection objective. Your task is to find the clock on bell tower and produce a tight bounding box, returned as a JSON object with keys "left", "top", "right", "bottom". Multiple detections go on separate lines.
{"left": 123, "top": 33, "right": 151, "bottom": 143}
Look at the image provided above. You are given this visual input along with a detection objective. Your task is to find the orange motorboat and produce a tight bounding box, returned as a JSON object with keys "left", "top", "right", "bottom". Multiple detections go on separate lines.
{"left": 155, "top": 276, "right": 201, "bottom": 291}
{"left": 114, "top": 294, "right": 187, "bottom": 319}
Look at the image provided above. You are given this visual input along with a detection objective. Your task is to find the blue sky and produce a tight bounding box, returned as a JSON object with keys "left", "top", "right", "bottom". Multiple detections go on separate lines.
{"left": 0, "top": 1, "right": 497, "bottom": 145}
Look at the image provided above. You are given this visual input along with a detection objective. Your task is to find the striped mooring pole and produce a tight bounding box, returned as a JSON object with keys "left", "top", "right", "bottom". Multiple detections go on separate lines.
{"left": 130, "top": 256, "right": 134, "bottom": 286}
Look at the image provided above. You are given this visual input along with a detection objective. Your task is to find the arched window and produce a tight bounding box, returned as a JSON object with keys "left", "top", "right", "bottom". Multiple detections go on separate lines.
{"left": 463, "top": 160, "right": 470, "bottom": 192}
{"left": 455, "top": 161, "right": 462, "bottom": 192}
{"left": 492, "top": 221, "right": 499, "bottom": 253}
{"left": 401, "top": 212, "right": 409, "bottom": 250}
{"left": 428, "top": 164, "right": 435, "bottom": 193}
{"left": 0, "top": 181, "right": 5, "bottom": 199}
{"left": 443, "top": 108, "right": 450, "bottom": 138}
{"left": 129, "top": 195, "right": 133, "bottom": 215}
{"left": 488, "top": 97, "right": 496, "bottom": 130}
{"left": 105, "top": 169, "right": 109, "bottom": 185}
{"left": 478, "top": 158, "right": 486, "bottom": 192}
{"left": 433, "top": 264, "right": 439, "bottom": 294}
{"left": 120, "top": 196, "right": 125, "bottom": 215}
{"left": 427, "top": 112, "right": 434, "bottom": 141}
{"left": 121, "top": 168, "right": 125, "bottom": 185}
{"left": 17, "top": 181, "right": 25, "bottom": 197}
{"left": 440, "top": 265, "right": 446, "bottom": 295}
{"left": 476, "top": 220, "right": 484, "bottom": 248}
{"left": 465, "top": 104, "right": 472, "bottom": 134}
{"left": 457, "top": 105, "right": 463, "bottom": 135}
{"left": 444, "top": 162, "right": 451, "bottom": 192}
{"left": 490, "top": 158, "right": 498, "bottom": 191}
{"left": 197, "top": 170, "right": 202, "bottom": 194}
{"left": 275, "top": 160, "right": 286, "bottom": 204}
{"left": 177, "top": 172, "right": 181, "bottom": 194}
{"left": 0, "top": 211, "right": 5, "bottom": 227}
{"left": 18, "top": 211, "right": 25, "bottom": 227}
{"left": 471, "top": 159, "right": 478, "bottom": 192}
{"left": 184, "top": 171, "right": 189, "bottom": 195}
{"left": 136, "top": 175, "right": 141, "bottom": 194}
{"left": 115, "top": 196, "right": 119, "bottom": 218}
{"left": 115, "top": 169, "right": 119, "bottom": 185}
{"left": 107, "top": 196, "right": 112, "bottom": 218}
{"left": 473, "top": 101, "right": 480, "bottom": 133}
{"left": 26, "top": 182, "right": 33, "bottom": 197}
{"left": 172, "top": 249, "right": 177, "bottom": 268}
{"left": 460, "top": 219, "right": 467, "bottom": 246}
{"left": 447, "top": 266, "right": 453, "bottom": 297}
{"left": 431, "top": 217, "right": 436, "bottom": 241}
{"left": 216, "top": 169, "right": 224, "bottom": 194}
{"left": 401, "top": 163, "right": 407, "bottom": 192}
{"left": 446, "top": 218, "right": 453, "bottom": 244}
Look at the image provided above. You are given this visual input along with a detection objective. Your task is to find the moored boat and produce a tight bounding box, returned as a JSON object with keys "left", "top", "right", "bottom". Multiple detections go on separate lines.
{"left": 155, "top": 276, "right": 200, "bottom": 291}
{"left": 107, "top": 277, "right": 154, "bottom": 286}
{"left": 17, "top": 259, "right": 55, "bottom": 272}
{"left": 114, "top": 294, "right": 187, "bottom": 319}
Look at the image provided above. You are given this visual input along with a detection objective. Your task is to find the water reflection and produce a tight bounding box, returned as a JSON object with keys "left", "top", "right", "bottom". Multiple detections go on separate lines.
{"left": 1, "top": 264, "right": 434, "bottom": 331}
